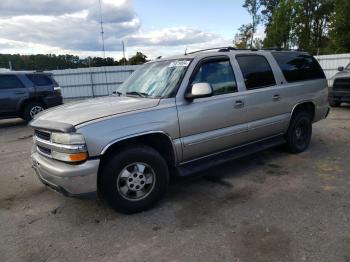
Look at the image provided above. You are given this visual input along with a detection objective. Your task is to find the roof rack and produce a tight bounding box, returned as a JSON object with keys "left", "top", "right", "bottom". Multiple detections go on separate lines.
{"left": 185, "top": 46, "right": 306, "bottom": 55}
{"left": 259, "top": 48, "right": 306, "bottom": 52}
{"left": 186, "top": 46, "right": 236, "bottom": 55}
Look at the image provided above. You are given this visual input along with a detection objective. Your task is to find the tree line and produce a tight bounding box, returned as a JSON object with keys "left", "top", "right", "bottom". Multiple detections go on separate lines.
{"left": 0, "top": 52, "right": 148, "bottom": 71}
{"left": 234, "top": 0, "right": 350, "bottom": 55}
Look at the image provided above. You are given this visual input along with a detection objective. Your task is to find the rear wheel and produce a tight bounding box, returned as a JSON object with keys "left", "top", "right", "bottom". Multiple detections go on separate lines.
{"left": 285, "top": 111, "right": 312, "bottom": 153}
{"left": 22, "top": 101, "right": 44, "bottom": 122}
{"left": 100, "top": 145, "right": 169, "bottom": 214}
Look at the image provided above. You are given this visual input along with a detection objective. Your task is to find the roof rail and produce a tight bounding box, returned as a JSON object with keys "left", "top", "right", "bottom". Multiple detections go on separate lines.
{"left": 186, "top": 46, "right": 236, "bottom": 55}
{"left": 260, "top": 48, "right": 306, "bottom": 52}
{"left": 185, "top": 46, "right": 306, "bottom": 55}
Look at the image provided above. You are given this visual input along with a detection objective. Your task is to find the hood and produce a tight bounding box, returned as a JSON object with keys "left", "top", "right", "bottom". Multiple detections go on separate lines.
{"left": 331, "top": 70, "right": 350, "bottom": 80}
{"left": 30, "top": 96, "right": 160, "bottom": 131}
{"left": 329, "top": 70, "right": 350, "bottom": 87}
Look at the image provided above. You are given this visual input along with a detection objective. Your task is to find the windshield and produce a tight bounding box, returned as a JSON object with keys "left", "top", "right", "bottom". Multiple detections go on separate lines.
{"left": 117, "top": 59, "right": 191, "bottom": 98}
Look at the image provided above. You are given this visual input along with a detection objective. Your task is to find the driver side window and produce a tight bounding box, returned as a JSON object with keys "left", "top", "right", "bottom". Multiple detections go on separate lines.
{"left": 190, "top": 59, "right": 238, "bottom": 95}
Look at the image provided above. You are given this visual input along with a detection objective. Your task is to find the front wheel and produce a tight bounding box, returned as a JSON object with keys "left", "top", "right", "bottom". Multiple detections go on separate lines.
{"left": 285, "top": 111, "right": 312, "bottom": 154}
{"left": 100, "top": 145, "right": 170, "bottom": 214}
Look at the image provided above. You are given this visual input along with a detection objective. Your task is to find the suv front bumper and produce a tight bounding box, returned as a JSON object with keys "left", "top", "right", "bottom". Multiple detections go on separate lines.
{"left": 31, "top": 151, "right": 99, "bottom": 197}
{"left": 329, "top": 90, "right": 350, "bottom": 103}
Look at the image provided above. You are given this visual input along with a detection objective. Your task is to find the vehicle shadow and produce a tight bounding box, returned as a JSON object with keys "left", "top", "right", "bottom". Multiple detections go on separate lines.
{"left": 46, "top": 146, "right": 288, "bottom": 222}
{"left": 0, "top": 118, "right": 27, "bottom": 128}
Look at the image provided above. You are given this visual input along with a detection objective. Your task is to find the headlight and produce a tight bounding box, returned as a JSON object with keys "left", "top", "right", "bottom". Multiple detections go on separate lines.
{"left": 34, "top": 131, "right": 88, "bottom": 163}
{"left": 51, "top": 132, "right": 85, "bottom": 145}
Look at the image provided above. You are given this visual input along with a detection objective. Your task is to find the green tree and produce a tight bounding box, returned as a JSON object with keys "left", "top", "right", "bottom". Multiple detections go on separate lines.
{"left": 293, "top": 0, "right": 335, "bottom": 54}
{"left": 233, "top": 24, "right": 253, "bottom": 48}
{"left": 243, "top": 0, "right": 262, "bottom": 48}
{"left": 128, "top": 52, "right": 148, "bottom": 65}
{"left": 260, "top": 0, "right": 280, "bottom": 26}
{"left": 118, "top": 57, "right": 128, "bottom": 66}
{"left": 263, "top": 0, "right": 295, "bottom": 48}
{"left": 329, "top": 0, "right": 350, "bottom": 53}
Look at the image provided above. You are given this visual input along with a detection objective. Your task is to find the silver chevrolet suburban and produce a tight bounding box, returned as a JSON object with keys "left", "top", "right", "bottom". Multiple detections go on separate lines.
{"left": 30, "top": 48, "right": 329, "bottom": 213}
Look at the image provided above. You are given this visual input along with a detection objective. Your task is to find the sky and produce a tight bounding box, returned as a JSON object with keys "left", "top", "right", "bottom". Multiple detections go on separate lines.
{"left": 0, "top": 0, "right": 260, "bottom": 59}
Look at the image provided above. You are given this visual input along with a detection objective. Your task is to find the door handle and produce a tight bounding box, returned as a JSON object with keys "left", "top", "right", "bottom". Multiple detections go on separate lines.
{"left": 15, "top": 91, "right": 25, "bottom": 95}
{"left": 272, "top": 94, "right": 281, "bottom": 101}
{"left": 234, "top": 100, "right": 245, "bottom": 109}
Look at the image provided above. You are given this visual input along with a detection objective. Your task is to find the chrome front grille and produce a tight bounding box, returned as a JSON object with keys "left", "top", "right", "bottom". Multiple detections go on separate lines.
{"left": 35, "top": 130, "right": 51, "bottom": 141}
{"left": 37, "top": 145, "right": 52, "bottom": 156}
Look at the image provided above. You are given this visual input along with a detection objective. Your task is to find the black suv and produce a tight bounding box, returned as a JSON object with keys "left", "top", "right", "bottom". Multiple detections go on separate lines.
{"left": 0, "top": 72, "right": 63, "bottom": 122}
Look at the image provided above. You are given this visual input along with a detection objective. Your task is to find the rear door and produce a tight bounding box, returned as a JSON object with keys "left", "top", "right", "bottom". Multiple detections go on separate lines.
{"left": 235, "top": 54, "right": 290, "bottom": 142}
{"left": 0, "top": 74, "right": 28, "bottom": 115}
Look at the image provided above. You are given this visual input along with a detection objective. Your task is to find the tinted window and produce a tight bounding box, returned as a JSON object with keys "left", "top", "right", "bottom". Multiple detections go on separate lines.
{"left": 272, "top": 52, "right": 325, "bottom": 82}
{"left": 27, "top": 74, "right": 53, "bottom": 86}
{"left": 0, "top": 75, "right": 24, "bottom": 89}
{"left": 191, "top": 60, "right": 237, "bottom": 95}
{"left": 237, "top": 55, "right": 276, "bottom": 90}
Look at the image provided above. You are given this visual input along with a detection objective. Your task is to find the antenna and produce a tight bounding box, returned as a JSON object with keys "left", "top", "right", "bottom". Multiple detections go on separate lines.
{"left": 98, "top": 0, "right": 106, "bottom": 59}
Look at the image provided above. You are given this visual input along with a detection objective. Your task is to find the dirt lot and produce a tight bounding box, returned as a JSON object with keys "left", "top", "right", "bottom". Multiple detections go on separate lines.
{"left": 1, "top": 106, "right": 350, "bottom": 262}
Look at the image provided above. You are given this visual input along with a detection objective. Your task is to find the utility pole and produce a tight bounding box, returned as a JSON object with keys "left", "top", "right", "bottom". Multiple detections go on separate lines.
{"left": 8, "top": 60, "right": 12, "bottom": 71}
{"left": 98, "top": 0, "right": 109, "bottom": 93}
{"left": 122, "top": 40, "right": 126, "bottom": 65}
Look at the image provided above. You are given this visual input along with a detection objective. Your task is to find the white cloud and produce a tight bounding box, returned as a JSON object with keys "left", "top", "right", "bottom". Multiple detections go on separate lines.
{"left": 0, "top": 0, "right": 95, "bottom": 16}
{"left": 88, "top": 0, "right": 135, "bottom": 23}
{"left": 125, "top": 27, "right": 216, "bottom": 47}
{"left": 0, "top": 0, "right": 232, "bottom": 58}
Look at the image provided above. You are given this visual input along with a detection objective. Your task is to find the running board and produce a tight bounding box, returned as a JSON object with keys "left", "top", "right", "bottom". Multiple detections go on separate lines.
{"left": 177, "top": 135, "right": 286, "bottom": 177}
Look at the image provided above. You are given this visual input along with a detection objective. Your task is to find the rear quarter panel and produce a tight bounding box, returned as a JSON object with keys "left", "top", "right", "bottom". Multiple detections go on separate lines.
{"left": 281, "top": 78, "right": 328, "bottom": 125}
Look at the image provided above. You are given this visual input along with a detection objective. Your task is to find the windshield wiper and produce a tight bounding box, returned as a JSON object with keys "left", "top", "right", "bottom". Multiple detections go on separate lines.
{"left": 125, "top": 91, "right": 149, "bottom": 98}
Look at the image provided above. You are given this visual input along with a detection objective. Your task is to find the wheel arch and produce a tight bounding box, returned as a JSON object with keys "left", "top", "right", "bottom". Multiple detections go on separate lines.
{"left": 17, "top": 97, "right": 46, "bottom": 115}
{"left": 97, "top": 132, "right": 178, "bottom": 189}
{"left": 290, "top": 101, "right": 316, "bottom": 122}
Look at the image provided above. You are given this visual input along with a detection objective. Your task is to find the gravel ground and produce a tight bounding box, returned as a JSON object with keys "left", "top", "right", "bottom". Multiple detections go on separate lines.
{"left": 0, "top": 106, "right": 350, "bottom": 262}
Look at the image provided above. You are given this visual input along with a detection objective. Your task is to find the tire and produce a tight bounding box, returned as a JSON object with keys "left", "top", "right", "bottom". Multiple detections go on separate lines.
{"left": 22, "top": 101, "right": 45, "bottom": 122}
{"left": 100, "top": 145, "right": 170, "bottom": 214}
{"left": 329, "top": 100, "right": 341, "bottom": 107}
{"left": 285, "top": 111, "right": 312, "bottom": 154}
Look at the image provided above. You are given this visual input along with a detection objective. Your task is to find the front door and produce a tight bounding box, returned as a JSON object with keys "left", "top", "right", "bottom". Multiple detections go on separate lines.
{"left": 176, "top": 56, "right": 248, "bottom": 162}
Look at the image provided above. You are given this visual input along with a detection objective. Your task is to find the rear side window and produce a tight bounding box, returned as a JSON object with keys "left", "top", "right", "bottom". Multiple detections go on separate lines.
{"left": 272, "top": 52, "right": 325, "bottom": 82}
{"left": 236, "top": 55, "right": 276, "bottom": 90}
{"left": 0, "top": 75, "right": 24, "bottom": 89}
{"left": 191, "top": 59, "right": 238, "bottom": 95}
{"left": 27, "top": 74, "right": 53, "bottom": 86}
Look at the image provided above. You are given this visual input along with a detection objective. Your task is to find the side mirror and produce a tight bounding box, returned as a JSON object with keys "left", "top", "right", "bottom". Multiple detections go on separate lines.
{"left": 185, "top": 83, "right": 213, "bottom": 100}
{"left": 338, "top": 66, "right": 344, "bottom": 72}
